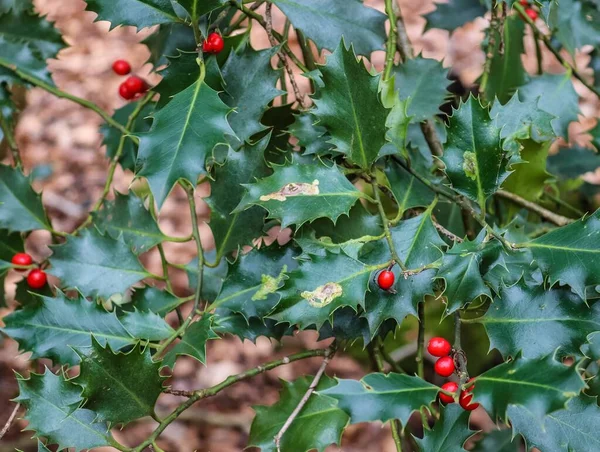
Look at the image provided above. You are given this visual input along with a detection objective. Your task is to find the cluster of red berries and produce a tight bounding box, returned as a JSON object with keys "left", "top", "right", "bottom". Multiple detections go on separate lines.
{"left": 10, "top": 253, "right": 47, "bottom": 289}
{"left": 202, "top": 32, "right": 224, "bottom": 54}
{"left": 112, "top": 60, "right": 149, "bottom": 101}
{"left": 519, "top": 0, "right": 538, "bottom": 21}
{"left": 428, "top": 337, "right": 479, "bottom": 411}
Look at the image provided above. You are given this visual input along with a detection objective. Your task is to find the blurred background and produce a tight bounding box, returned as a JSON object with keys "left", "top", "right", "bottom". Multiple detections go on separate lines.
{"left": 1, "top": 0, "right": 599, "bottom": 450}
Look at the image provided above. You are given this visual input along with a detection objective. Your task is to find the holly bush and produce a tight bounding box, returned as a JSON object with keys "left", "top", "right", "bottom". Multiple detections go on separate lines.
{"left": 1, "top": 0, "right": 600, "bottom": 450}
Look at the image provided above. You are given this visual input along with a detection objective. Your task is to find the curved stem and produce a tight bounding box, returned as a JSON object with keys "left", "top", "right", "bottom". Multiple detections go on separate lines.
{"left": 371, "top": 180, "right": 407, "bottom": 271}
{"left": 383, "top": 0, "right": 398, "bottom": 81}
{"left": 496, "top": 189, "right": 573, "bottom": 226}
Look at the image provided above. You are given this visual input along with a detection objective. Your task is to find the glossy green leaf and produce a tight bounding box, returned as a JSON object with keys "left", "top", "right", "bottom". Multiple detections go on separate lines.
{"left": 0, "top": 0, "right": 33, "bottom": 13}
{"left": 176, "top": 0, "right": 226, "bottom": 20}
{"left": 2, "top": 290, "right": 143, "bottom": 365}
{"left": 221, "top": 45, "right": 282, "bottom": 145}
{"left": 441, "top": 96, "right": 505, "bottom": 210}
{"left": 136, "top": 73, "right": 235, "bottom": 207}
{"left": 390, "top": 209, "right": 446, "bottom": 268}
{"left": 473, "top": 355, "right": 584, "bottom": 421}
{"left": 437, "top": 233, "right": 492, "bottom": 315}
{"left": 472, "top": 429, "right": 520, "bottom": 452}
{"left": 321, "top": 372, "right": 439, "bottom": 425}
{"left": 393, "top": 57, "right": 450, "bottom": 122}
{"left": 237, "top": 159, "right": 364, "bottom": 228}
{"left": 501, "top": 140, "right": 552, "bottom": 205}
{"left": 519, "top": 73, "right": 580, "bottom": 140}
{"left": 385, "top": 161, "right": 435, "bottom": 215}
{"left": 308, "top": 203, "right": 383, "bottom": 244}
{"left": 0, "top": 165, "right": 50, "bottom": 232}
{"left": 214, "top": 310, "right": 292, "bottom": 342}
{"left": 119, "top": 308, "right": 174, "bottom": 341}
{"left": 425, "top": 0, "right": 486, "bottom": 31}
{"left": 14, "top": 278, "right": 53, "bottom": 307}
{"left": 471, "top": 283, "right": 600, "bottom": 359}
{"left": 289, "top": 112, "right": 332, "bottom": 156}
{"left": 547, "top": 145, "right": 600, "bottom": 179}
{"left": 15, "top": 370, "right": 113, "bottom": 451}
{"left": 206, "top": 136, "right": 270, "bottom": 262}
{"left": 143, "top": 23, "right": 196, "bottom": 67}
{"left": 483, "top": 15, "right": 526, "bottom": 104}
{"left": 129, "top": 286, "right": 187, "bottom": 317}
{"left": 49, "top": 229, "right": 149, "bottom": 299}
{"left": 76, "top": 339, "right": 164, "bottom": 426}
{"left": 0, "top": 228, "right": 23, "bottom": 271}
{"left": 94, "top": 191, "right": 167, "bottom": 254}
{"left": 490, "top": 94, "right": 555, "bottom": 154}
{"left": 269, "top": 251, "right": 381, "bottom": 329}
{"left": 85, "top": 0, "right": 180, "bottom": 30}
{"left": 210, "top": 246, "right": 298, "bottom": 319}
{"left": 546, "top": 0, "right": 600, "bottom": 54}
{"left": 162, "top": 314, "right": 219, "bottom": 368}
{"left": 415, "top": 404, "right": 475, "bottom": 452}
{"left": 519, "top": 209, "right": 600, "bottom": 299}
{"left": 508, "top": 395, "right": 600, "bottom": 452}
{"left": 312, "top": 43, "right": 388, "bottom": 168}
{"left": 270, "top": 0, "right": 386, "bottom": 56}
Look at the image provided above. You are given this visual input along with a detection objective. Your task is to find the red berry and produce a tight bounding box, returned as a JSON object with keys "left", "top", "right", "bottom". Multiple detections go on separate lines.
{"left": 119, "top": 82, "right": 134, "bottom": 100}
{"left": 519, "top": 0, "right": 529, "bottom": 6}
{"left": 203, "top": 32, "right": 224, "bottom": 54}
{"left": 525, "top": 8, "right": 538, "bottom": 20}
{"left": 459, "top": 390, "right": 480, "bottom": 411}
{"left": 377, "top": 270, "right": 395, "bottom": 290}
{"left": 439, "top": 382, "right": 458, "bottom": 404}
{"left": 427, "top": 337, "right": 452, "bottom": 357}
{"left": 112, "top": 59, "right": 131, "bottom": 76}
{"left": 124, "top": 76, "right": 145, "bottom": 94}
{"left": 434, "top": 356, "right": 455, "bottom": 377}
{"left": 11, "top": 253, "right": 32, "bottom": 270}
{"left": 27, "top": 269, "right": 47, "bottom": 289}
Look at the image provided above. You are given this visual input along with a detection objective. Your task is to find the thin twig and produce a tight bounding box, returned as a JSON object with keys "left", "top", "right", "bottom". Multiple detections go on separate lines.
{"left": 433, "top": 220, "right": 464, "bottom": 242}
{"left": 265, "top": 3, "right": 306, "bottom": 108}
{"left": 416, "top": 303, "right": 425, "bottom": 378}
{"left": 383, "top": 0, "right": 398, "bottom": 81}
{"left": 296, "top": 29, "right": 316, "bottom": 71}
{"left": 377, "top": 337, "right": 405, "bottom": 373}
{"left": 0, "top": 112, "right": 21, "bottom": 168}
{"left": 453, "top": 312, "right": 469, "bottom": 386}
{"left": 226, "top": 0, "right": 265, "bottom": 33}
{"left": 479, "top": 1, "right": 499, "bottom": 99}
{"left": 514, "top": 2, "right": 600, "bottom": 98}
{"left": 73, "top": 91, "right": 155, "bottom": 234}
{"left": 274, "top": 343, "right": 336, "bottom": 451}
{"left": 372, "top": 180, "right": 407, "bottom": 271}
{"left": 496, "top": 189, "right": 573, "bottom": 226}
{"left": 0, "top": 61, "right": 128, "bottom": 135}
{"left": 0, "top": 403, "right": 20, "bottom": 440}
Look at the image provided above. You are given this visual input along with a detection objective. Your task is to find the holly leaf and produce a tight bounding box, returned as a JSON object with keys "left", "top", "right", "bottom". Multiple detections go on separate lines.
{"left": 363, "top": 269, "right": 436, "bottom": 336}
{"left": 136, "top": 72, "right": 235, "bottom": 207}
{"left": 206, "top": 136, "right": 271, "bottom": 263}
{"left": 393, "top": 57, "right": 450, "bottom": 122}
{"left": 0, "top": 165, "right": 50, "bottom": 232}
{"left": 519, "top": 209, "right": 600, "bottom": 299}
{"left": 49, "top": 229, "right": 150, "bottom": 299}
{"left": 441, "top": 96, "right": 505, "bottom": 210}
{"left": 414, "top": 404, "right": 476, "bottom": 452}
{"left": 15, "top": 370, "right": 113, "bottom": 451}
{"left": 129, "top": 286, "right": 187, "bottom": 317}
{"left": 14, "top": 278, "right": 53, "bottom": 307}
{"left": 94, "top": 191, "right": 167, "bottom": 255}
{"left": 546, "top": 0, "right": 600, "bottom": 54}
{"left": 547, "top": 145, "right": 600, "bottom": 179}
{"left": 269, "top": 251, "right": 380, "bottom": 329}
{"left": 119, "top": 308, "right": 174, "bottom": 341}
{"left": 210, "top": 246, "right": 298, "bottom": 320}
{"left": 176, "top": 0, "right": 227, "bottom": 20}
{"left": 236, "top": 158, "right": 365, "bottom": 228}
{"left": 472, "top": 429, "right": 520, "bottom": 452}
{"left": 308, "top": 202, "right": 383, "bottom": 244}
{"left": 0, "top": 8, "right": 65, "bottom": 85}
{"left": 482, "top": 15, "right": 526, "bottom": 104}
{"left": 75, "top": 339, "right": 164, "bottom": 426}
{"left": 436, "top": 232, "right": 491, "bottom": 315}
{"left": 508, "top": 395, "right": 600, "bottom": 452}
{"left": 100, "top": 101, "right": 153, "bottom": 171}
{"left": 501, "top": 140, "right": 552, "bottom": 205}
{"left": 1, "top": 290, "right": 145, "bottom": 365}
{"left": 270, "top": 0, "right": 386, "bottom": 56}
{"left": 320, "top": 372, "right": 439, "bottom": 425}
{"left": 519, "top": 73, "right": 580, "bottom": 140}
{"left": 490, "top": 94, "right": 555, "bottom": 154}
{"left": 214, "top": 310, "right": 293, "bottom": 342}
{"left": 84, "top": 0, "right": 180, "bottom": 30}
{"left": 220, "top": 45, "right": 282, "bottom": 145}
{"left": 289, "top": 112, "right": 332, "bottom": 156}
{"left": 0, "top": 228, "right": 23, "bottom": 271}
{"left": 312, "top": 42, "right": 388, "bottom": 169}
{"left": 0, "top": 0, "right": 33, "bottom": 13}
{"left": 470, "top": 282, "right": 600, "bottom": 359}
{"left": 162, "top": 314, "right": 219, "bottom": 368}
{"left": 249, "top": 375, "right": 348, "bottom": 452}
{"left": 425, "top": 0, "right": 486, "bottom": 31}
{"left": 143, "top": 23, "right": 196, "bottom": 67}
{"left": 385, "top": 161, "right": 435, "bottom": 214}
{"left": 472, "top": 355, "right": 585, "bottom": 422}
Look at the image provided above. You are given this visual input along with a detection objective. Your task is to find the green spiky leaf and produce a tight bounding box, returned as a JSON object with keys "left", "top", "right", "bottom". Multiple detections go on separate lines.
{"left": 321, "top": 372, "right": 439, "bottom": 425}
{"left": 289, "top": 112, "right": 332, "bottom": 156}
{"left": 49, "top": 229, "right": 150, "bottom": 299}
{"left": 425, "top": 0, "right": 486, "bottom": 31}
{"left": 162, "top": 314, "right": 219, "bottom": 368}
{"left": 249, "top": 375, "right": 349, "bottom": 452}
{"left": 312, "top": 43, "right": 388, "bottom": 168}
{"left": 415, "top": 404, "right": 476, "bottom": 452}
{"left": 270, "top": 0, "right": 386, "bottom": 56}
{"left": 129, "top": 286, "right": 188, "bottom": 317}
{"left": 545, "top": 0, "right": 600, "bottom": 54}
{"left": 76, "top": 339, "right": 164, "bottom": 426}
{"left": 85, "top": 0, "right": 180, "bottom": 30}
{"left": 236, "top": 159, "right": 365, "bottom": 228}
{"left": 384, "top": 161, "right": 435, "bottom": 215}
